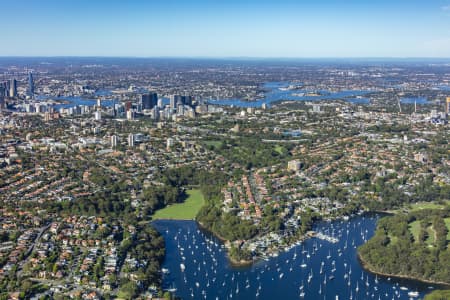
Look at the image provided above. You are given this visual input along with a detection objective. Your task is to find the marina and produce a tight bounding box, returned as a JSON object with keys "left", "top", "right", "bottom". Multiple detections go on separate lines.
{"left": 153, "top": 214, "right": 440, "bottom": 299}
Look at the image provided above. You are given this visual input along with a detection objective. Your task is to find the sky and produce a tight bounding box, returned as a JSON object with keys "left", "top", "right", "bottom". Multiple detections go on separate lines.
{"left": 1, "top": 0, "right": 450, "bottom": 58}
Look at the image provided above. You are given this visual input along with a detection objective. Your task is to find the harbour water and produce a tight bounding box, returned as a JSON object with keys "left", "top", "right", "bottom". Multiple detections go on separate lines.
{"left": 208, "top": 82, "right": 371, "bottom": 107}
{"left": 41, "top": 81, "right": 369, "bottom": 110}
{"left": 153, "top": 214, "right": 440, "bottom": 299}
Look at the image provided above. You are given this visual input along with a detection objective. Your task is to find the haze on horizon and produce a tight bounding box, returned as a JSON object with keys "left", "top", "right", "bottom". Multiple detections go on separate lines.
{"left": 2, "top": 0, "right": 450, "bottom": 58}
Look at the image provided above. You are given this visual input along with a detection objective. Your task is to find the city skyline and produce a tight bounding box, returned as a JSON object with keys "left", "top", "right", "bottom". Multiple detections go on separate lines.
{"left": 1, "top": 0, "right": 450, "bottom": 58}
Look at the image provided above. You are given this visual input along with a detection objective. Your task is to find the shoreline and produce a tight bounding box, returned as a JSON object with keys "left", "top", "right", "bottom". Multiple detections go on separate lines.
{"left": 358, "top": 252, "right": 450, "bottom": 288}
{"left": 196, "top": 221, "right": 254, "bottom": 267}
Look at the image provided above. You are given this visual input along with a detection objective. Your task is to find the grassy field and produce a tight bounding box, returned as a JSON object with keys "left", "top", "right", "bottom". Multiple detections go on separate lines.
{"left": 445, "top": 218, "right": 450, "bottom": 242}
{"left": 204, "top": 140, "right": 222, "bottom": 149}
{"left": 425, "top": 227, "right": 436, "bottom": 245}
{"left": 152, "top": 189, "right": 205, "bottom": 220}
{"left": 408, "top": 201, "right": 450, "bottom": 211}
{"left": 409, "top": 220, "right": 421, "bottom": 242}
{"left": 408, "top": 220, "right": 436, "bottom": 246}
{"left": 274, "top": 145, "right": 284, "bottom": 155}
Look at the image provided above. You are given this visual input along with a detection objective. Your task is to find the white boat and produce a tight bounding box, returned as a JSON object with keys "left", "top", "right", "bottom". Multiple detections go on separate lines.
{"left": 408, "top": 291, "right": 419, "bottom": 297}
{"left": 180, "top": 263, "right": 185, "bottom": 271}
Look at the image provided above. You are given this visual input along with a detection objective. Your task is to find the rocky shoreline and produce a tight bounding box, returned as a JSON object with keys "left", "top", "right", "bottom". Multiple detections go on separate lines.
{"left": 358, "top": 252, "right": 450, "bottom": 288}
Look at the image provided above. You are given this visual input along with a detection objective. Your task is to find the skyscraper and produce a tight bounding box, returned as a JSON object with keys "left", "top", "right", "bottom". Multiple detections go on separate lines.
{"left": 28, "top": 72, "right": 35, "bottom": 97}
{"left": 182, "top": 95, "right": 193, "bottom": 106}
{"left": 111, "top": 135, "right": 118, "bottom": 148}
{"left": 446, "top": 97, "right": 450, "bottom": 115}
{"left": 141, "top": 92, "right": 158, "bottom": 110}
{"left": 170, "top": 95, "right": 182, "bottom": 109}
{"left": 0, "top": 85, "right": 5, "bottom": 109}
{"left": 128, "top": 133, "right": 135, "bottom": 147}
{"left": 9, "top": 79, "right": 17, "bottom": 98}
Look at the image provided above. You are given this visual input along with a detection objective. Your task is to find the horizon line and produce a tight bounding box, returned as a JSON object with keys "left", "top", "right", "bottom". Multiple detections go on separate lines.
{"left": 1, "top": 55, "right": 450, "bottom": 60}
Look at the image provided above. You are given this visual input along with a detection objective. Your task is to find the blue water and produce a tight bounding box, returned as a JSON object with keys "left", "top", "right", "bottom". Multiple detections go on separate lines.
{"left": 400, "top": 97, "right": 430, "bottom": 104}
{"left": 153, "top": 214, "right": 440, "bottom": 300}
{"left": 54, "top": 96, "right": 116, "bottom": 109}
{"left": 208, "top": 82, "right": 371, "bottom": 107}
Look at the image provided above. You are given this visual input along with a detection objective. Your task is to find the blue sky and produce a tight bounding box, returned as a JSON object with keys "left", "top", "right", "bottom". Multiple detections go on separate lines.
{"left": 1, "top": 0, "right": 450, "bottom": 57}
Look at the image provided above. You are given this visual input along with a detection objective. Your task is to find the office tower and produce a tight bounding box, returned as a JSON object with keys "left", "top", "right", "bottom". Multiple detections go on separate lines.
{"left": 166, "top": 138, "right": 174, "bottom": 149}
{"left": 141, "top": 92, "right": 158, "bottom": 110}
{"left": 169, "top": 95, "right": 176, "bottom": 109}
{"left": 28, "top": 72, "right": 35, "bottom": 97}
{"left": 152, "top": 108, "right": 160, "bottom": 120}
{"left": 171, "top": 94, "right": 182, "bottom": 109}
{"left": 128, "top": 133, "right": 135, "bottom": 147}
{"left": 111, "top": 135, "right": 118, "bottom": 148}
{"left": 150, "top": 92, "right": 158, "bottom": 108}
{"left": 182, "top": 95, "right": 193, "bottom": 106}
{"left": 97, "top": 98, "right": 102, "bottom": 107}
{"left": 141, "top": 94, "right": 151, "bottom": 110}
{"left": 0, "top": 85, "right": 5, "bottom": 109}
{"left": 94, "top": 111, "right": 101, "bottom": 121}
{"left": 9, "top": 79, "right": 17, "bottom": 98}
{"left": 157, "top": 98, "right": 163, "bottom": 108}
{"left": 4, "top": 81, "right": 10, "bottom": 97}
{"left": 446, "top": 97, "right": 450, "bottom": 114}
{"left": 126, "top": 110, "right": 134, "bottom": 120}
{"left": 125, "top": 101, "right": 132, "bottom": 112}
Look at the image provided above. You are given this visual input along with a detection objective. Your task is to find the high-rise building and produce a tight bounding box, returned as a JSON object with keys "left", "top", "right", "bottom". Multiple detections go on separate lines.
{"left": 166, "top": 138, "right": 174, "bottom": 149}
{"left": 111, "top": 135, "right": 118, "bottom": 148}
{"left": 9, "top": 79, "right": 17, "bottom": 98}
{"left": 170, "top": 94, "right": 183, "bottom": 109}
{"left": 127, "top": 110, "right": 135, "bottom": 120}
{"left": 142, "top": 92, "right": 158, "bottom": 110}
{"left": 94, "top": 111, "right": 102, "bottom": 121}
{"left": 141, "top": 94, "right": 151, "bottom": 110}
{"left": 182, "top": 95, "right": 193, "bottom": 106}
{"left": 446, "top": 97, "right": 450, "bottom": 114}
{"left": 169, "top": 95, "right": 176, "bottom": 109}
{"left": 0, "top": 85, "right": 5, "bottom": 109}
{"left": 28, "top": 72, "right": 35, "bottom": 97}
{"left": 125, "top": 101, "right": 132, "bottom": 112}
{"left": 128, "top": 133, "right": 135, "bottom": 147}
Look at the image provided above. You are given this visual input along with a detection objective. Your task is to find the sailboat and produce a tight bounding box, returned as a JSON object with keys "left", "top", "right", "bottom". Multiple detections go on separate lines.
{"left": 308, "top": 269, "right": 313, "bottom": 283}
{"left": 299, "top": 283, "right": 305, "bottom": 299}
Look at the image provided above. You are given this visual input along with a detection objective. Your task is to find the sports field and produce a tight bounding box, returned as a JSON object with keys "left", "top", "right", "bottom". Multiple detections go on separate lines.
{"left": 152, "top": 189, "right": 205, "bottom": 220}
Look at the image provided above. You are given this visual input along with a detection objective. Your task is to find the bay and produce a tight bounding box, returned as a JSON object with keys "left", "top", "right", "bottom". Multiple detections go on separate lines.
{"left": 153, "top": 214, "right": 441, "bottom": 299}
{"left": 207, "top": 82, "right": 371, "bottom": 108}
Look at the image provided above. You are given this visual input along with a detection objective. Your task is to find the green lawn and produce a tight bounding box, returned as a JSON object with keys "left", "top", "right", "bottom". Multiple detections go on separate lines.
{"left": 409, "top": 220, "right": 421, "bottom": 243}
{"left": 445, "top": 218, "right": 450, "bottom": 242}
{"left": 408, "top": 201, "right": 450, "bottom": 212}
{"left": 152, "top": 189, "right": 205, "bottom": 220}
{"left": 204, "top": 140, "right": 222, "bottom": 149}
{"left": 408, "top": 220, "right": 435, "bottom": 246}
{"left": 425, "top": 227, "right": 435, "bottom": 245}
{"left": 274, "top": 145, "right": 284, "bottom": 155}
